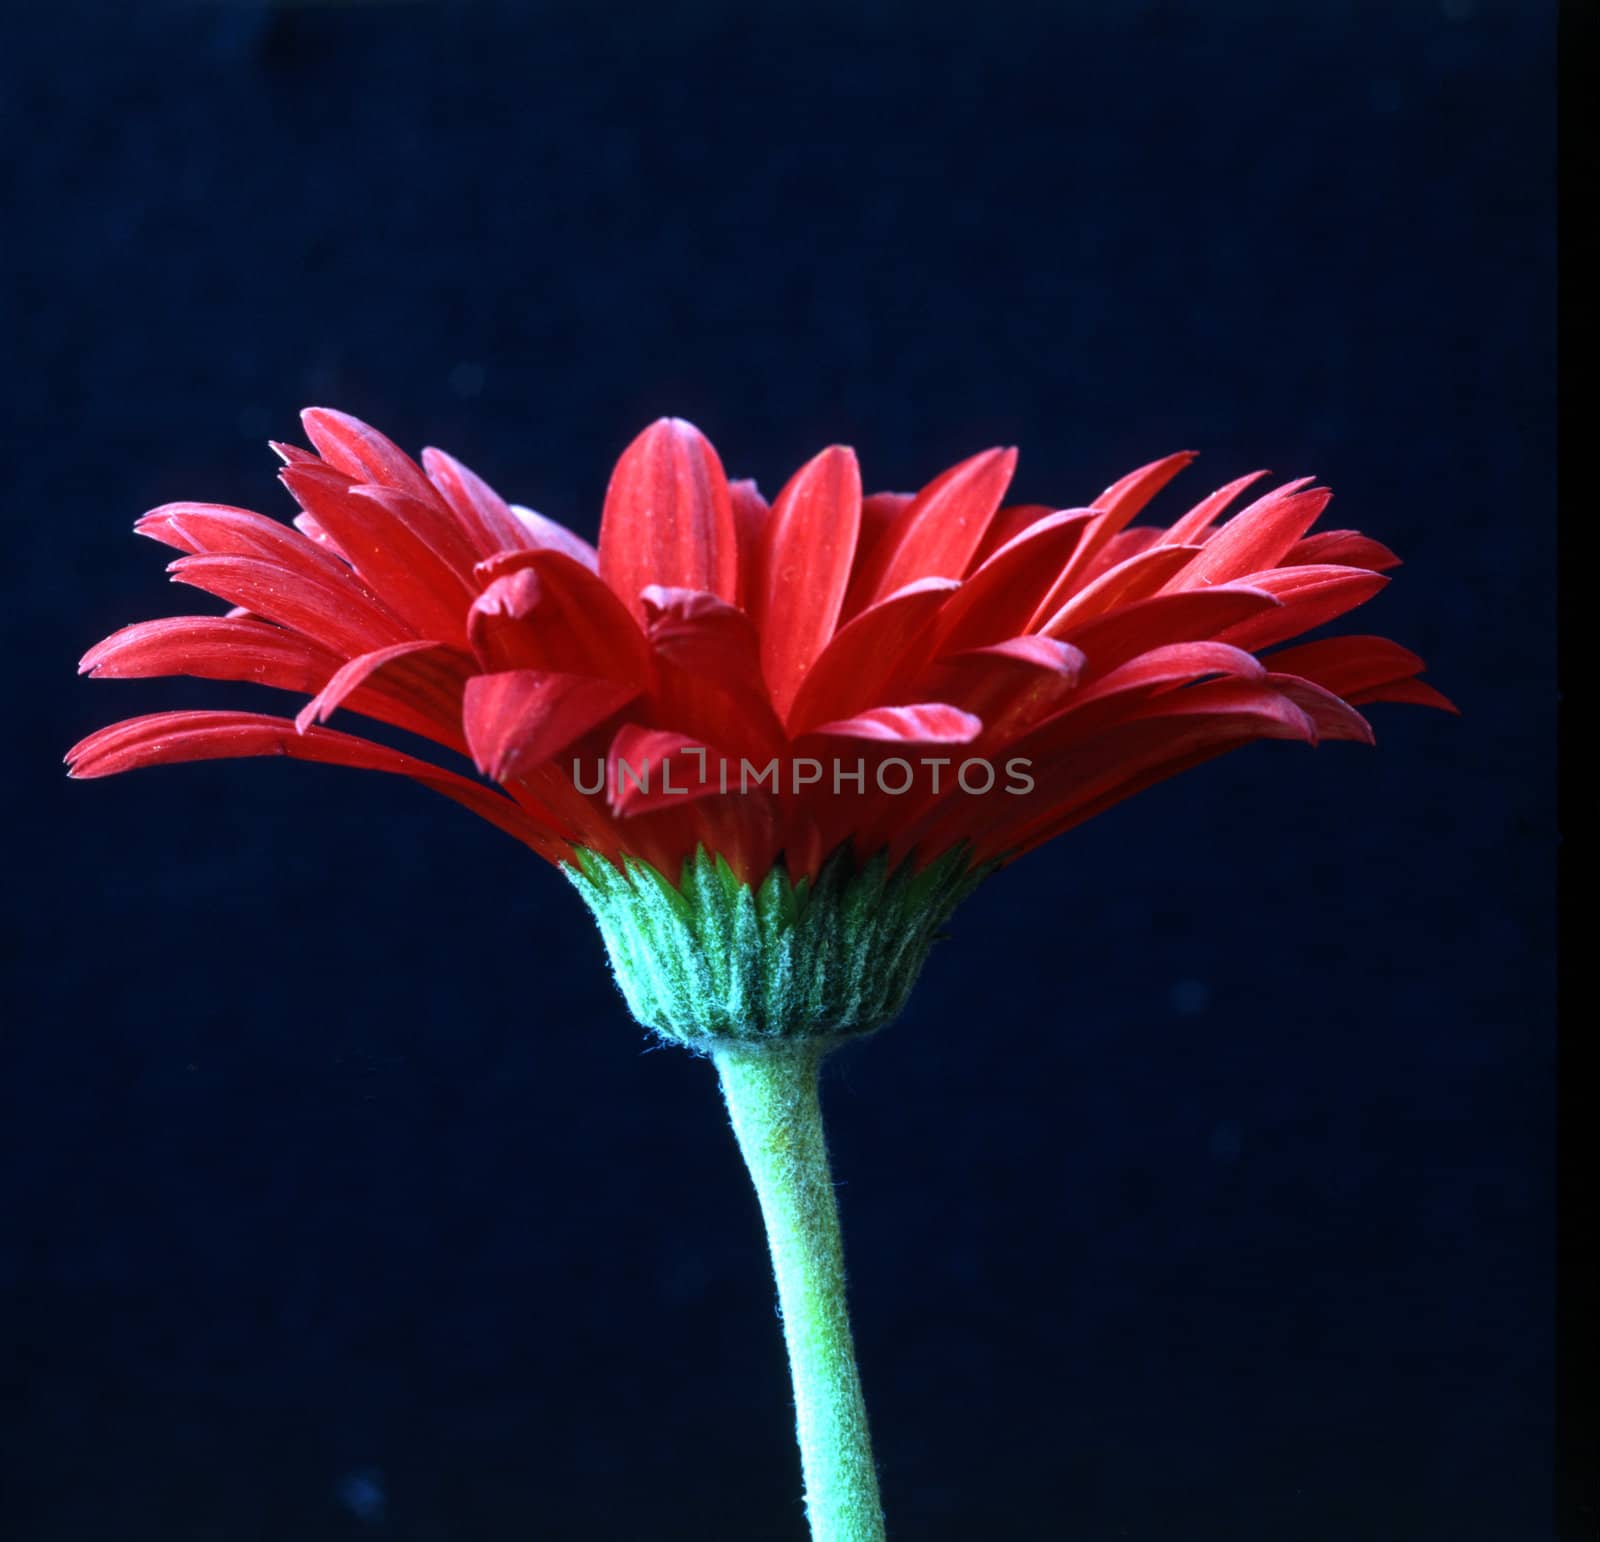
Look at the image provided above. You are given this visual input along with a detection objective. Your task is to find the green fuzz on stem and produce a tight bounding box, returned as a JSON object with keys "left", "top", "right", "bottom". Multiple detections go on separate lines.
{"left": 562, "top": 843, "right": 987, "bottom": 1051}
{"left": 715, "top": 1039, "right": 885, "bottom": 1542}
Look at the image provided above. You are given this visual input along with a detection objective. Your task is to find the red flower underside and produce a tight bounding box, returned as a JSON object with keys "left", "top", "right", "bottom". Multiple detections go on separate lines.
{"left": 70, "top": 408, "right": 1453, "bottom": 882}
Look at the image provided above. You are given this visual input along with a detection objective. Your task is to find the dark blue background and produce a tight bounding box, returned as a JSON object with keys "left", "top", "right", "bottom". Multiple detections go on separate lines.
{"left": 2, "top": 2, "right": 1556, "bottom": 1538}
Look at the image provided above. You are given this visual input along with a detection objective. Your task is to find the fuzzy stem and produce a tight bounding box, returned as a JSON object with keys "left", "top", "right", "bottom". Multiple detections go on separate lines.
{"left": 714, "top": 1040, "right": 887, "bottom": 1542}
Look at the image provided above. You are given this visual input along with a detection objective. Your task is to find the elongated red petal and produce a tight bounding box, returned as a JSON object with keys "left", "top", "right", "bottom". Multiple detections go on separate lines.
{"left": 348, "top": 483, "right": 482, "bottom": 588}
{"left": 80, "top": 619, "right": 465, "bottom": 748}
{"left": 1055, "top": 586, "right": 1282, "bottom": 677}
{"left": 598, "top": 418, "right": 737, "bottom": 617}
{"left": 728, "top": 478, "right": 770, "bottom": 610}
{"left": 1026, "top": 451, "right": 1196, "bottom": 622}
{"left": 136, "top": 503, "right": 353, "bottom": 582}
{"left": 1211, "top": 566, "right": 1389, "bottom": 652}
{"left": 1021, "top": 642, "right": 1268, "bottom": 742}
{"left": 80, "top": 616, "right": 340, "bottom": 690}
{"left": 280, "top": 463, "right": 474, "bottom": 641}
{"left": 463, "top": 670, "right": 638, "bottom": 782}
{"left": 1265, "top": 636, "right": 1457, "bottom": 712}
{"left": 1263, "top": 635, "right": 1424, "bottom": 697}
{"left": 1350, "top": 678, "right": 1457, "bottom": 711}
{"left": 933, "top": 511, "right": 1094, "bottom": 653}
{"left": 65, "top": 710, "right": 566, "bottom": 857}
{"left": 972, "top": 503, "right": 1064, "bottom": 566}
{"left": 300, "top": 407, "right": 438, "bottom": 505}
{"left": 420, "top": 445, "right": 535, "bottom": 554}
{"left": 1159, "top": 470, "right": 1272, "bottom": 545}
{"left": 965, "top": 708, "right": 1295, "bottom": 862}
{"left": 1093, "top": 450, "right": 1199, "bottom": 526}
{"left": 1070, "top": 640, "right": 1267, "bottom": 705}
{"left": 1168, "top": 482, "right": 1331, "bottom": 589}
{"left": 757, "top": 446, "right": 863, "bottom": 718}
{"left": 805, "top": 702, "right": 982, "bottom": 745}
{"left": 1263, "top": 675, "right": 1375, "bottom": 744}
{"left": 1285, "top": 530, "right": 1402, "bottom": 572}
{"left": 294, "top": 640, "right": 469, "bottom": 742}
{"left": 1123, "top": 678, "right": 1318, "bottom": 741}
{"left": 509, "top": 507, "right": 601, "bottom": 571}
{"left": 1035, "top": 544, "right": 1201, "bottom": 635}
{"left": 168, "top": 554, "right": 414, "bottom": 657}
{"left": 850, "top": 491, "right": 913, "bottom": 585}
{"left": 784, "top": 578, "right": 958, "bottom": 735}
{"left": 850, "top": 447, "right": 1018, "bottom": 609}
{"left": 1071, "top": 526, "right": 1165, "bottom": 587}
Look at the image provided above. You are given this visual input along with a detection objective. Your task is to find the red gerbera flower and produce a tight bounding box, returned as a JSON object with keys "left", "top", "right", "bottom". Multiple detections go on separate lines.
{"left": 68, "top": 406, "right": 1455, "bottom": 1542}
{"left": 69, "top": 409, "right": 1450, "bottom": 883}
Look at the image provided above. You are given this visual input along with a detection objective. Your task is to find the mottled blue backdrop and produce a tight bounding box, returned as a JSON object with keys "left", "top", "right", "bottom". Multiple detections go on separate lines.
{"left": 2, "top": 2, "right": 1555, "bottom": 1538}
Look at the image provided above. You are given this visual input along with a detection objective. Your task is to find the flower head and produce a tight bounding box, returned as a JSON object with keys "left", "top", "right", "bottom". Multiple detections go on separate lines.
{"left": 71, "top": 411, "right": 1449, "bottom": 1040}
{"left": 71, "top": 409, "right": 1449, "bottom": 876}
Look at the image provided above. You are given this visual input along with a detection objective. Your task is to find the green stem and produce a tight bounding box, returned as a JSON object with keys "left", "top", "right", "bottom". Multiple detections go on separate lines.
{"left": 714, "top": 1040, "right": 887, "bottom": 1542}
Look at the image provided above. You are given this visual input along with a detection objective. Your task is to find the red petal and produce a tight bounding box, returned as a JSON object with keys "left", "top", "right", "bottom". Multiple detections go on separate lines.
{"left": 1263, "top": 674, "right": 1375, "bottom": 745}
{"left": 280, "top": 462, "right": 474, "bottom": 641}
{"left": 1159, "top": 470, "right": 1271, "bottom": 545}
{"left": 292, "top": 511, "right": 346, "bottom": 559}
{"left": 1092, "top": 450, "right": 1199, "bottom": 526}
{"left": 1026, "top": 451, "right": 1196, "bottom": 621}
{"left": 605, "top": 725, "right": 733, "bottom": 816}
{"left": 1026, "top": 641, "right": 1267, "bottom": 740}
{"left": 467, "top": 550, "right": 650, "bottom": 681}
{"left": 1265, "top": 635, "right": 1456, "bottom": 713}
{"left": 1070, "top": 525, "right": 1165, "bottom": 586}
{"left": 1124, "top": 678, "right": 1318, "bottom": 741}
{"left": 300, "top": 407, "right": 438, "bottom": 505}
{"left": 959, "top": 705, "right": 1297, "bottom": 863}
{"left": 80, "top": 616, "right": 339, "bottom": 690}
{"left": 462, "top": 670, "right": 638, "bottom": 782}
{"left": 598, "top": 418, "right": 738, "bottom": 617}
{"left": 1352, "top": 678, "right": 1458, "bottom": 712}
{"left": 1167, "top": 482, "right": 1331, "bottom": 589}
{"left": 65, "top": 710, "right": 567, "bottom": 858}
{"left": 1071, "top": 640, "right": 1267, "bottom": 703}
{"left": 349, "top": 483, "right": 482, "bottom": 587}
{"left": 168, "top": 554, "right": 414, "bottom": 657}
{"left": 849, "top": 447, "right": 1018, "bottom": 609}
{"left": 420, "top": 445, "right": 534, "bottom": 554}
{"left": 933, "top": 511, "right": 1094, "bottom": 653}
{"left": 269, "top": 441, "right": 319, "bottom": 466}
{"left": 1212, "top": 566, "right": 1389, "bottom": 652}
{"left": 728, "top": 478, "right": 770, "bottom": 609}
{"left": 850, "top": 491, "right": 913, "bottom": 586}
{"left": 294, "top": 640, "right": 470, "bottom": 743}
{"left": 1284, "top": 530, "right": 1402, "bottom": 572}
{"left": 1035, "top": 544, "right": 1201, "bottom": 635}
{"left": 137, "top": 503, "right": 352, "bottom": 581}
{"left": 972, "top": 503, "right": 1064, "bottom": 566}
{"left": 919, "top": 637, "right": 1085, "bottom": 745}
{"left": 805, "top": 702, "right": 983, "bottom": 744}
{"left": 639, "top": 586, "right": 785, "bottom": 757}
{"left": 1055, "top": 586, "right": 1283, "bottom": 677}
{"left": 1263, "top": 635, "right": 1423, "bottom": 697}
{"left": 784, "top": 577, "right": 958, "bottom": 735}
{"left": 756, "top": 445, "right": 863, "bottom": 717}
{"left": 509, "top": 506, "right": 601, "bottom": 571}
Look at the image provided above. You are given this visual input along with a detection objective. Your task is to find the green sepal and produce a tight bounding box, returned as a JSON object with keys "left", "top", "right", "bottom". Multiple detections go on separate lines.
{"left": 563, "top": 843, "right": 991, "bottom": 1049}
